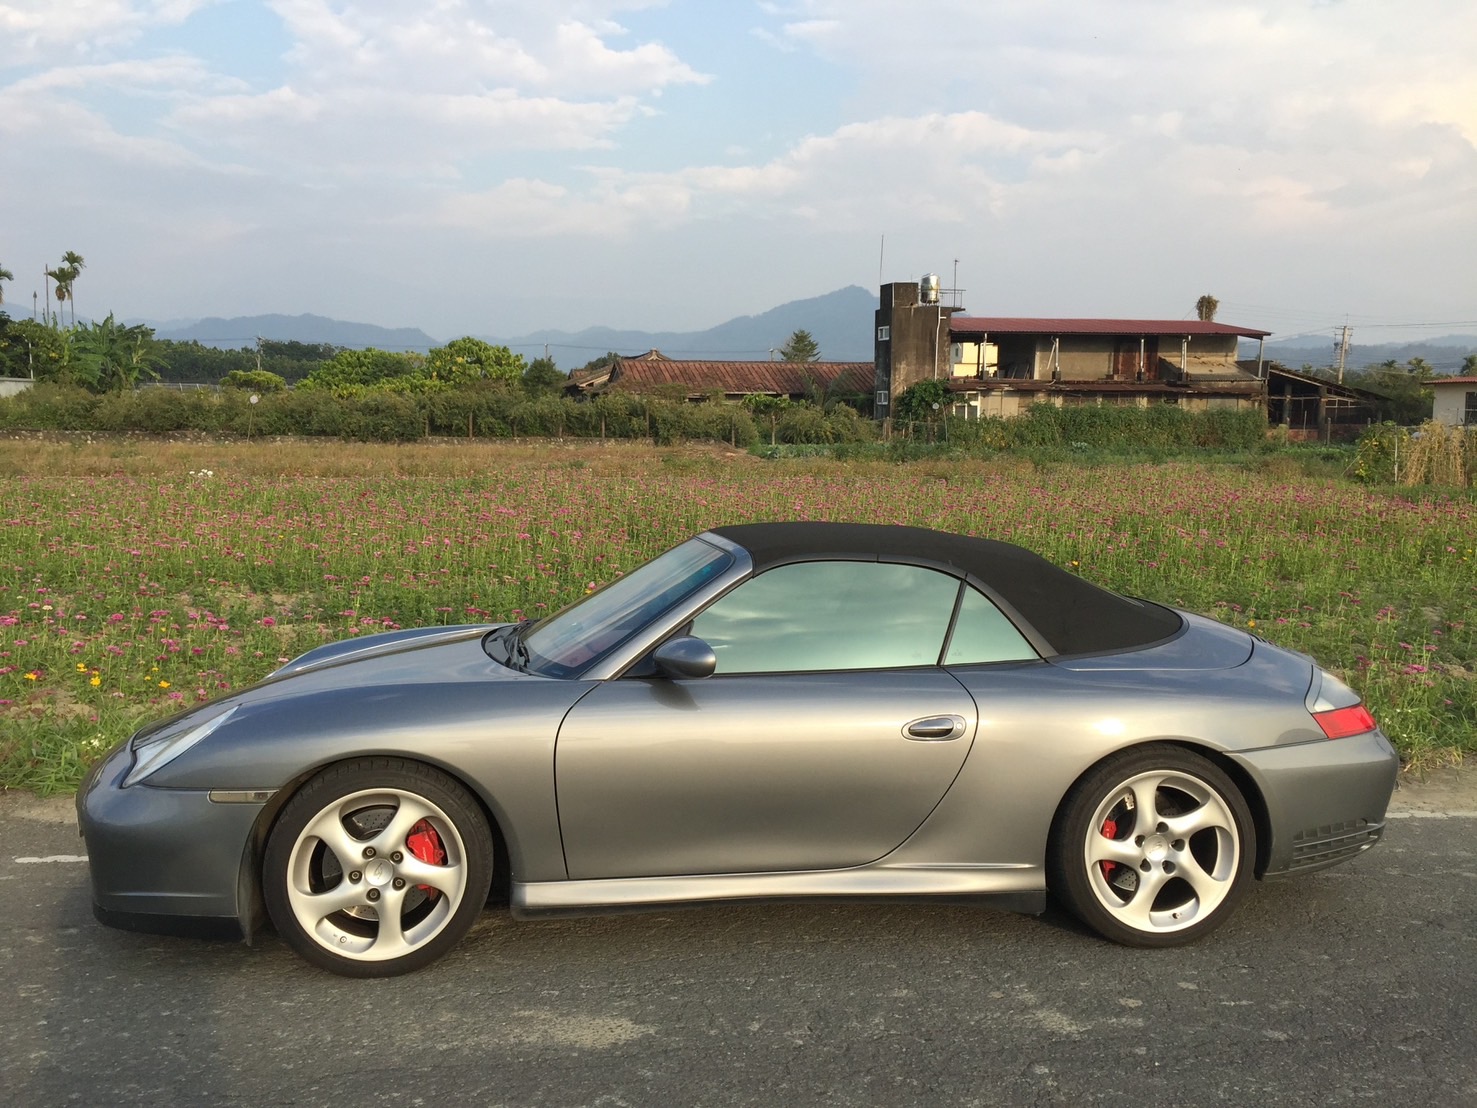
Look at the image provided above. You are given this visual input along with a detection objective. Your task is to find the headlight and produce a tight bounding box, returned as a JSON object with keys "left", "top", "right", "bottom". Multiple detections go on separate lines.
{"left": 123, "top": 705, "right": 238, "bottom": 787}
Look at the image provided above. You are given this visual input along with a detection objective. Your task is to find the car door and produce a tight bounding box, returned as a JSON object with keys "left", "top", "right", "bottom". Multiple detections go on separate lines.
{"left": 555, "top": 560, "right": 985, "bottom": 880}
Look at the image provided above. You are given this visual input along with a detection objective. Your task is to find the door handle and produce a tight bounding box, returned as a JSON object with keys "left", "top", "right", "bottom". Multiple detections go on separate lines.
{"left": 903, "top": 715, "right": 967, "bottom": 741}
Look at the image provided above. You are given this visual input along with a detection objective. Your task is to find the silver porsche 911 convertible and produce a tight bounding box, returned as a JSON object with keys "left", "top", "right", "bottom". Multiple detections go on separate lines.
{"left": 78, "top": 522, "right": 1398, "bottom": 976}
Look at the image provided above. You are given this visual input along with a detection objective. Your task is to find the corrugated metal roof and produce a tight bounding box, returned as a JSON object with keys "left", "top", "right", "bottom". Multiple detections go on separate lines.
{"left": 951, "top": 317, "right": 1272, "bottom": 338}
{"left": 609, "top": 359, "right": 874, "bottom": 395}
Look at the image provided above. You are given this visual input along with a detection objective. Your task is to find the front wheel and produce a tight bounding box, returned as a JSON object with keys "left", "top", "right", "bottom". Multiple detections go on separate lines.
{"left": 1049, "top": 746, "right": 1255, "bottom": 947}
{"left": 263, "top": 758, "right": 494, "bottom": 977}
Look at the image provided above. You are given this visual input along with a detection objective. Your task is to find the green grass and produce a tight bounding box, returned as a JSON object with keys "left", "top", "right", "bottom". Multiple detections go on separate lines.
{"left": 1, "top": 439, "right": 1470, "bottom": 792}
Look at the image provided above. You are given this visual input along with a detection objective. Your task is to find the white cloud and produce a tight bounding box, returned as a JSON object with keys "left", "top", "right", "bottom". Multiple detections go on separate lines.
{"left": 0, "top": 0, "right": 208, "bottom": 62}
{"left": 3, "top": 0, "right": 1474, "bottom": 338}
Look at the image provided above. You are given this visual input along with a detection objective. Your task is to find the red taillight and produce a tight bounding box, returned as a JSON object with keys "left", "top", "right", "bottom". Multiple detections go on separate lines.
{"left": 1313, "top": 703, "right": 1378, "bottom": 739}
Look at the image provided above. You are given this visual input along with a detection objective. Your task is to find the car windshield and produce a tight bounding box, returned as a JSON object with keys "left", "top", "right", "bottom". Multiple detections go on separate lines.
{"left": 509, "top": 538, "right": 734, "bottom": 678}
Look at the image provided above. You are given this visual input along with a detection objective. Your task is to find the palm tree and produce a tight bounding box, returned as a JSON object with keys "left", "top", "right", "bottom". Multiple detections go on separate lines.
{"left": 0, "top": 262, "right": 13, "bottom": 305}
{"left": 60, "top": 251, "right": 84, "bottom": 324}
{"left": 1194, "top": 295, "right": 1219, "bottom": 322}
{"left": 47, "top": 252, "right": 85, "bottom": 326}
{"left": 46, "top": 265, "right": 72, "bottom": 326}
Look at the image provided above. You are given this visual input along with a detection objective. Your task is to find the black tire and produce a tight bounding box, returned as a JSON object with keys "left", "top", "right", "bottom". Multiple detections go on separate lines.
{"left": 263, "top": 758, "right": 494, "bottom": 977}
{"left": 1048, "top": 744, "right": 1255, "bottom": 947}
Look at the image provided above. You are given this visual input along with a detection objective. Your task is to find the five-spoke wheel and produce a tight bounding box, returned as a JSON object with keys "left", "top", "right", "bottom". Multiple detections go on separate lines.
{"left": 263, "top": 759, "right": 494, "bottom": 976}
{"left": 1050, "top": 746, "right": 1255, "bottom": 947}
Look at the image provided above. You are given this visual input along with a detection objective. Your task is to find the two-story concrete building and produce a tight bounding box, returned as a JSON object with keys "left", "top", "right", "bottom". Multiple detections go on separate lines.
{"left": 873, "top": 280, "right": 1271, "bottom": 419}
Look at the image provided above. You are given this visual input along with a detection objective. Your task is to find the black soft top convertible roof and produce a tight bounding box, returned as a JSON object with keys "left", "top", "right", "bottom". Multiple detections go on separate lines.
{"left": 709, "top": 522, "right": 1182, "bottom": 658}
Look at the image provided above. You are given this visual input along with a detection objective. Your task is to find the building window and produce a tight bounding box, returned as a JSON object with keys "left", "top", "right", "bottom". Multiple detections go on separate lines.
{"left": 876, "top": 326, "right": 890, "bottom": 342}
{"left": 1466, "top": 391, "right": 1477, "bottom": 426}
{"left": 876, "top": 390, "right": 889, "bottom": 408}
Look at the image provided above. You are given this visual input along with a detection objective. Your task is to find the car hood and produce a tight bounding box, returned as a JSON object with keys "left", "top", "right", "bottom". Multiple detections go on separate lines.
{"left": 269, "top": 624, "right": 509, "bottom": 680}
{"left": 132, "top": 624, "right": 538, "bottom": 741}
{"left": 135, "top": 623, "right": 591, "bottom": 789}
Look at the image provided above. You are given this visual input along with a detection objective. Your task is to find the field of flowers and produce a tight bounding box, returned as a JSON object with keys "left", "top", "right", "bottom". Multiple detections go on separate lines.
{"left": 1, "top": 438, "right": 1471, "bottom": 791}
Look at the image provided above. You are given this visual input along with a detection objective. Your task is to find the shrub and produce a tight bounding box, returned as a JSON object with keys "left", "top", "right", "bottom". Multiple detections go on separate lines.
{"left": 221, "top": 369, "right": 288, "bottom": 393}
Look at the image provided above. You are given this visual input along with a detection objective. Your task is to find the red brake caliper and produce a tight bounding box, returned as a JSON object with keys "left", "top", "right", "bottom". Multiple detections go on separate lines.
{"left": 1100, "top": 817, "right": 1118, "bottom": 882}
{"left": 406, "top": 819, "right": 446, "bottom": 900}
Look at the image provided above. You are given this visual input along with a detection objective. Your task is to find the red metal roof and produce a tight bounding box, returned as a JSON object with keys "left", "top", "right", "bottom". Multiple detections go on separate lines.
{"left": 1432, "top": 376, "right": 1477, "bottom": 385}
{"left": 951, "top": 317, "right": 1271, "bottom": 339}
{"left": 609, "top": 359, "right": 874, "bottom": 395}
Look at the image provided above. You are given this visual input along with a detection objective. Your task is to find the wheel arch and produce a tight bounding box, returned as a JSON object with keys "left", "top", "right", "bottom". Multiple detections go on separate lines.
{"left": 245, "top": 754, "right": 514, "bottom": 939}
{"left": 1048, "top": 738, "right": 1273, "bottom": 879}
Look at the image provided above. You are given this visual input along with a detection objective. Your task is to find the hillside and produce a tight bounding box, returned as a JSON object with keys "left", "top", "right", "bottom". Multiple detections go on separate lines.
{"left": 152, "top": 313, "right": 439, "bottom": 352}
{"left": 490, "top": 286, "right": 877, "bottom": 363}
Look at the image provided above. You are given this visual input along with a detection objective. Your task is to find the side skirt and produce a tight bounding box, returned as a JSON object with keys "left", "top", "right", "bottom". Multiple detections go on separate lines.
{"left": 512, "top": 863, "right": 1046, "bottom": 920}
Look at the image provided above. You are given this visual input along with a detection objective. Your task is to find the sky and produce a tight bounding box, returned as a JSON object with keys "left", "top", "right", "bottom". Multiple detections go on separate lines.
{"left": 2, "top": 0, "right": 1475, "bottom": 352}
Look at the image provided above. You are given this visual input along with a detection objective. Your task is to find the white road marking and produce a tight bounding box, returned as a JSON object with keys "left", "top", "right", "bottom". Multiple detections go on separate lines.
{"left": 14, "top": 855, "right": 89, "bottom": 864}
{"left": 1386, "top": 811, "right": 1477, "bottom": 820}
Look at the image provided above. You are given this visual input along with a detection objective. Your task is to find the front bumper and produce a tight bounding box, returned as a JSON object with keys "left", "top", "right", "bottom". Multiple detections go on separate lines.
{"left": 77, "top": 742, "right": 266, "bottom": 939}
{"left": 1231, "top": 729, "right": 1400, "bottom": 877}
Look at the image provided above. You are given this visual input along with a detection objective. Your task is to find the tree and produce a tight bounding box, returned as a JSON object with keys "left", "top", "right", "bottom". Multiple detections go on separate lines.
{"left": 0, "top": 317, "right": 73, "bottom": 382}
{"left": 424, "top": 337, "right": 524, "bottom": 386}
{"left": 893, "top": 378, "right": 951, "bottom": 422}
{"left": 71, "top": 314, "right": 161, "bottom": 391}
{"left": 298, "top": 348, "right": 425, "bottom": 394}
{"left": 780, "top": 329, "right": 821, "bottom": 362}
{"left": 1345, "top": 358, "right": 1434, "bottom": 424}
{"left": 522, "top": 355, "right": 568, "bottom": 397}
{"left": 1463, "top": 353, "right": 1477, "bottom": 375}
{"left": 579, "top": 351, "right": 618, "bottom": 371}
{"left": 0, "top": 262, "right": 12, "bottom": 305}
{"left": 1195, "top": 295, "right": 1219, "bottom": 322}
{"left": 46, "top": 252, "right": 85, "bottom": 326}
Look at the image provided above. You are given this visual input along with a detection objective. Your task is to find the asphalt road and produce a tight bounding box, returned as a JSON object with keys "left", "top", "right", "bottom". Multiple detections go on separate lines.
{"left": 2, "top": 776, "right": 1474, "bottom": 1108}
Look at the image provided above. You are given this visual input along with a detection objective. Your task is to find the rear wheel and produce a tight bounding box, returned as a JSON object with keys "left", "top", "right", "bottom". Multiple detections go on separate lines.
{"left": 1049, "top": 745, "right": 1255, "bottom": 947}
{"left": 263, "top": 758, "right": 493, "bottom": 977}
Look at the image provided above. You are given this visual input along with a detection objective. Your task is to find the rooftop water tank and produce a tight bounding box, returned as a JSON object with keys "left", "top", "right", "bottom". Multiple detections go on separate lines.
{"left": 920, "top": 273, "right": 940, "bottom": 305}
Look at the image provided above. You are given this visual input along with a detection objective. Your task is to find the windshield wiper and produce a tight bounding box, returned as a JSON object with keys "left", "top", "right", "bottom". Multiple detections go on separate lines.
{"left": 508, "top": 621, "right": 532, "bottom": 671}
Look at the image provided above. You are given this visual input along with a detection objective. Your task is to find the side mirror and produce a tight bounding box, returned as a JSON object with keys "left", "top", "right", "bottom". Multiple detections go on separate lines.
{"left": 651, "top": 636, "right": 717, "bottom": 680}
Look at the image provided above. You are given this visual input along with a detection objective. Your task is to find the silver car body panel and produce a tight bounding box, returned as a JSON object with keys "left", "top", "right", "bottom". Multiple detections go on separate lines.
{"left": 555, "top": 669, "right": 979, "bottom": 879}
{"left": 513, "top": 860, "right": 1042, "bottom": 918}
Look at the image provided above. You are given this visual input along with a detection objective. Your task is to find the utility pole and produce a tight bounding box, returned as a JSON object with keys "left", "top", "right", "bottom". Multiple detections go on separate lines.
{"left": 1334, "top": 325, "right": 1351, "bottom": 384}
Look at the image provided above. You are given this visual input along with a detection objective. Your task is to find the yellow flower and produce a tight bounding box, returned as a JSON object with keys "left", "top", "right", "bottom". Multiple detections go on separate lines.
{"left": 1247, "top": 620, "right": 1257, "bottom": 628}
{"left": 158, "top": 680, "right": 170, "bottom": 688}
{"left": 24, "top": 671, "right": 40, "bottom": 681}
{"left": 77, "top": 663, "right": 89, "bottom": 672}
{"left": 90, "top": 676, "right": 101, "bottom": 687}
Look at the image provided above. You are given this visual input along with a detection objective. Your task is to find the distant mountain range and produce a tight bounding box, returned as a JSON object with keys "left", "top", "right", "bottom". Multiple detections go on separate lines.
{"left": 136, "top": 287, "right": 880, "bottom": 363}
{"left": 149, "top": 313, "right": 440, "bottom": 352}
{"left": 488, "top": 286, "right": 878, "bottom": 363}
{"left": 132, "top": 296, "right": 1474, "bottom": 374}
{"left": 1245, "top": 336, "right": 1477, "bottom": 375}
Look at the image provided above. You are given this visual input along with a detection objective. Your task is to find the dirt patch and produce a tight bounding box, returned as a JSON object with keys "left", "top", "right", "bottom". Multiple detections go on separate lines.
{"left": 0, "top": 792, "right": 77, "bottom": 825}
{"left": 1389, "top": 764, "right": 1477, "bottom": 815}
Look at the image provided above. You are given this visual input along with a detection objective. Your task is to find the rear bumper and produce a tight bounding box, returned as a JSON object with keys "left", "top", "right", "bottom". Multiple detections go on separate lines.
{"left": 1230, "top": 729, "right": 1399, "bottom": 877}
{"left": 77, "top": 743, "right": 263, "bottom": 938}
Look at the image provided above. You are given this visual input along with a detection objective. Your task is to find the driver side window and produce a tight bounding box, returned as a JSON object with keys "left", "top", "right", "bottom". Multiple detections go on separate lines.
{"left": 690, "top": 561, "right": 959, "bottom": 674}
